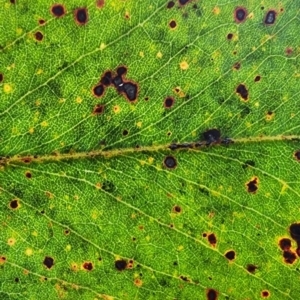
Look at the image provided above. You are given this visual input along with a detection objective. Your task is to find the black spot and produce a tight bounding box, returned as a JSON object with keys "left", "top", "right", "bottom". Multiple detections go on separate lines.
{"left": 179, "top": 0, "right": 190, "bottom": 5}
{"left": 224, "top": 250, "right": 235, "bottom": 261}
{"left": 102, "top": 180, "right": 115, "bottom": 193}
{"left": 203, "top": 129, "right": 221, "bottom": 144}
{"left": 169, "top": 20, "right": 176, "bottom": 29}
{"left": 64, "top": 229, "right": 70, "bottom": 235}
{"left": 10, "top": 0, "right": 16, "bottom": 3}
{"left": 93, "top": 104, "right": 105, "bottom": 115}
{"left": 74, "top": 8, "right": 88, "bottom": 25}
{"left": 117, "top": 66, "right": 127, "bottom": 77}
{"left": 112, "top": 75, "right": 124, "bottom": 90}
{"left": 123, "top": 82, "right": 138, "bottom": 102}
{"left": 83, "top": 262, "right": 93, "bottom": 271}
{"left": 179, "top": 275, "right": 189, "bottom": 282}
{"left": 294, "top": 151, "right": 300, "bottom": 161}
{"left": 279, "top": 238, "right": 291, "bottom": 251}
{"left": 115, "top": 259, "right": 127, "bottom": 271}
{"left": 208, "top": 233, "right": 217, "bottom": 246}
{"left": 289, "top": 223, "right": 300, "bottom": 243}
{"left": 206, "top": 289, "right": 218, "bottom": 300}
{"left": 234, "top": 7, "right": 247, "bottom": 23}
{"left": 14, "top": 277, "right": 19, "bottom": 283}
{"left": 254, "top": 75, "right": 261, "bottom": 82}
{"left": 246, "top": 264, "right": 257, "bottom": 273}
{"left": 0, "top": 73, "right": 3, "bottom": 83}
{"left": 39, "top": 19, "right": 46, "bottom": 25}
{"left": 25, "top": 172, "right": 32, "bottom": 178}
{"left": 93, "top": 84, "right": 104, "bottom": 97}
{"left": 173, "top": 205, "right": 181, "bottom": 213}
{"left": 264, "top": 10, "right": 276, "bottom": 25}
{"left": 164, "top": 156, "right": 177, "bottom": 169}
{"left": 122, "top": 129, "right": 128, "bottom": 136}
{"left": 34, "top": 31, "right": 43, "bottom": 41}
{"left": 173, "top": 261, "right": 178, "bottom": 266}
{"left": 167, "top": 1, "right": 175, "bottom": 8}
{"left": 246, "top": 177, "right": 258, "bottom": 193}
{"left": 233, "top": 62, "right": 241, "bottom": 70}
{"left": 283, "top": 250, "right": 297, "bottom": 264}
{"left": 164, "top": 97, "right": 174, "bottom": 108}
{"left": 236, "top": 84, "right": 248, "bottom": 101}
{"left": 144, "top": 96, "right": 149, "bottom": 101}
{"left": 43, "top": 256, "right": 54, "bottom": 269}
{"left": 242, "top": 160, "right": 255, "bottom": 169}
{"left": 50, "top": 4, "right": 65, "bottom": 17}
{"left": 9, "top": 199, "right": 19, "bottom": 209}
{"left": 101, "top": 71, "right": 112, "bottom": 86}
{"left": 227, "top": 33, "right": 233, "bottom": 40}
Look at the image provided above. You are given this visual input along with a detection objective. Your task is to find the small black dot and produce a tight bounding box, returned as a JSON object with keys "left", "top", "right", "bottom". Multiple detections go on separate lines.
{"left": 51, "top": 4, "right": 65, "bottom": 17}
{"left": 167, "top": 1, "right": 175, "bottom": 8}
{"left": 246, "top": 264, "right": 257, "bottom": 273}
{"left": 14, "top": 277, "right": 19, "bottom": 283}
{"left": 25, "top": 172, "right": 32, "bottom": 178}
{"left": 75, "top": 8, "right": 88, "bottom": 25}
{"left": 164, "top": 156, "right": 177, "bottom": 169}
{"left": 234, "top": 7, "right": 247, "bottom": 23}
{"left": 43, "top": 256, "right": 54, "bottom": 269}
{"left": 115, "top": 259, "right": 127, "bottom": 271}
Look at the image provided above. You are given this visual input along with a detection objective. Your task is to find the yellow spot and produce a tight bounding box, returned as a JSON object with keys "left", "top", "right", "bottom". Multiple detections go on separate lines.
{"left": 3, "top": 83, "right": 12, "bottom": 93}
{"left": 248, "top": 12, "right": 254, "bottom": 19}
{"left": 157, "top": 51, "right": 162, "bottom": 58}
{"left": 25, "top": 248, "right": 33, "bottom": 256}
{"left": 180, "top": 61, "right": 189, "bottom": 70}
{"left": 140, "top": 160, "right": 146, "bottom": 166}
{"left": 99, "top": 43, "right": 106, "bottom": 50}
{"left": 7, "top": 238, "right": 16, "bottom": 246}
{"left": 36, "top": 69, "right": 43, "bottom": 75}
{"left": 134, "top": 278, "right": 143, "bottom": 287}
{"left": 136, "top": 121, "right": 142, "bottom": 128}
{"left": 148, "top": 157, "right": 154, "bottom": 164}
{"left": 16, "top": 28, "right": 23, "bottom": 35}
{"left": 96, "top": 182, "right": 101, "bottom": 190}
{"left": 146, "top": 235, "right": 150, "bottom": 241}
{"left": 213, "top": 6, "right": 220, "bottom": 15}
{"left": 245, "top": 121, "right": 252, "bottom": 128}
{"left": 35, "top": 100, "right": 41, "bottom": 106}
{"left": 173, "top": 86, "right": 185, "bottom": 98}
{"left": 65, "top": 245, "right": 71, "bottom": 251}
{"left": 131, "top": 213, "right": 136, "bottom": 219}
{"left": 29, "top": 128, "right": 34, "bottom": 134}
{"left": 11, "top": 127, "right": 19, "bottom": 134}
{"left": 41, "top": 121, "right": 48, "bottom": 127}
{"left": 266, "top": 111, "right": 275, "bottom": 121}
{"left": 58, "top": 98, "right": 65, "bottom": 104}
{"left": 76, "top": 96, "right": 82, "bottom": 104}
{"left": 71, "top": 263, "right": 78, "bottom": 271}
{"left": 32, "top": 231, "right": 38, "bottom": 237}
{"left": 91, "top": 210, "right": 98, "bottom": 220}
{"left": 281, "top": 184, "right": 288, "bottom": 194}
{"left": 139, "top": 51, "right": 144, "bottom": 58}
{"left": 254, "top": 102, "right": 259, "bottom": 107}
{"left": 113, "top": 105, "right": 121, "bottom": 113}
{"left": 177, "top": 245, "right": 184, "bottom": 251}
{"left": 7, "top": 63, "right": 15, "bottom": 71}
{"left": 125, "top": 10, "right": 130, "bottom": 19}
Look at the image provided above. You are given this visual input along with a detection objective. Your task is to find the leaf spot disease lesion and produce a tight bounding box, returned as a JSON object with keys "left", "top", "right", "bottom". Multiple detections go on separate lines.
{"left": 25, "top": 171, "right": 32, "bottom": 178}
{"left": 74, "top": 7, "right": 89, "bottom": 26}
{"left": 96, "top": 0, "right": 105, "bottom": 9}
{"left": 163, "top": 156, "right": 177, "bottom": 169}
{"left": 293, "top": 150, "right": 300, "bottom": 161}
{"left": 224, "top": 250, "right": 235, "bottom": 261}
{"left": 254, "top": 75, "right": 261, "bottom": 82}
{"left": 134, "top": 278, "right": 143, "bottom": 287}
{"left": 167, "top": 1, "right": 175, "bottom": 9}
{"left": 82, "top": 262, "right": 93, "bottom": 271}
{"left": 206, "top": 288, "right": 218, "bottom": 300}
{"left": 207, "top": 233, "right": 217, "bottom": 247}
{"left": 169, "top": 20, "right": 177, "bottom": 29}
{"left": 50, "top": 4, "right": 66, "bottom": 18}
{"left": 246, "top": 264, "right": 257, "bottom": 273}
{"left": 246, "top": 177, "right": 258, "bottom": 193}
{"left": 164, "top": 96, "right": 175, "bottom": 109}
{"left": 34, "top": 31, "right": 44, "bottom": 42}
{"left": 234, "top": 7, "right": 247, "bottom": 23}
{"left": 9, "top": 199, "right": 19, "bottom": 209}
{"left": 261, "top": 290, "right": 270, "bottom": 298}
{"left": 172, "top": 205, "right": 182, "bottom": 214}
{"left": 115, "top": 259, "right": 127, "bottom": 271}
{"left": 43, "top": 256, "right": 54, "bottom": 269}
{"left": 93, "top": 104, "right": 105, "bottom": 115}
{"left": 0, "top": 73, "right": 3, "bottom": 83}
{"left": 264, "top": 10, "right": 276, "bottom": 25}
{"left": 236, "top": 83, "right": 248, "bottom": 101}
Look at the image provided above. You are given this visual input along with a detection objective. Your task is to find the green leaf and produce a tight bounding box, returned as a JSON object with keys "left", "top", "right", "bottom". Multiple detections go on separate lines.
{"left": 0, "top": 1, "right": 299, "bottom": 299}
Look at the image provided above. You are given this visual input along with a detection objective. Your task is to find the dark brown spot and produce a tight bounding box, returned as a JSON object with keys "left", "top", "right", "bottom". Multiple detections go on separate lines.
{"left": 179, "top": 0, "right": 190, "bottom": 5}
{"left": 246, "top": 264, "right": 257, "bottom": 273}
{"left": 144, "top": 96, "right": 149, "bottom": 101}
{"left": 122, "top": 81, "right": 138, "bottom": 102}
{"left": 233, "top": 62, "right": 240, "bottom": 70}
{"left": 179, "top": 275, "right": 189, "bottom": 282}
{"left": 227, "top": 33, "right": 233, "bottom": 40}
{"left": 50, "top": 4, "right": 66, "bottom": 17}
{"left": 261, "top": 290, "right": 270, "bottom": 298}
{"left": 96, "top": 0, "right": 105, "bottom": 8}
{"left": 294, "top": 151, "right": 300, "bottom": 161}
{"left": 206, "top": 289, "right": 218, "bottom": 300}
{"left": 203, "top": 129, "right": 221, "bottom": 144}
{"left": 283, "top": 250, "right": 297, "bottom": 264}
{"left": 25, "top": 171, "right": 32, "bottom": 178}
{"left": 117, "top": 66, "right": 127, "bottom": 77}
{"left": 93, "top": 104, "right": 105, "bottom": 115}
{"left": 254, "top": 75, "right": 261, "bottom": 82}
{"left": 236, "top": 83, "right": 248, "bottom": 101}
{"left": 74, "top": 7, "right": 88, "bottom": 25}
{"left": 115, "top": 259, "right": 127, "bottom": 271}
{"left": 92, "top": 84, "right": 105, "bottom": 97}
{"left": 279, "top": 238, "right": 292, "bottom": 251}
{"left": 207, "top": 233, "right": 217, "bottom": 246}
{"left": 289, "top": 223, "right": 300, "bottom": 244}
{"left": 224, "top": 250, "right": 235, "bottom": 261}
{"left": 9, "top": 200, "right": 19, "bottom": 209}
{"left": 164, "top": 97, "right": 175, "bottom": 108}
{"left": 43, "top": 256, "right": 54, "bottom": 269}
{"left": 173, "top": 205, "right": 182, "bottom": 213}
{"left": 34, "top": 31, "right": 43, "bottom": 41}
{"left": 285, "top": 47, "right": 293, "bottom": 56}
{"left": 39, "top": 19, "right": 46, "bottom": 25}
{"left": 83, "top": 262, "right": 93, "bottom": 271}
{"left": 14, "top": 277, "right": 19, "bottom": 283}
{"left": 202, "top": 233, "right": 207, "bottom": 238}
{"left": 246, "top": 177, "right": 258, "bottom": 193}
{"left": 0, "top": 73, "right": 3, "bottom": 83}
{"left": 167, "top": 1, "right": 175, "bottom": 8}
{"left": 22, "top": 157, "right": 32, "bottom": 163}
{"left": 100, "top": 71, "right": 112, "bottom": 86}
{"left": 10, "top": 0, "right": 16, "bottom": 3}
{"left": 0, "top": 256, "right": 6, "bottom": 264}
{"left": 163, "top": 156, "right": 177, "bottom": 169}
{"left": 264, "top": 10, "right": 276, "bottom": 25}
{"left": 64, "top": 230, "right": 70, "bottom": 235}
{"left": 122, "top": 129, "right": 128, "bottom": 136}
{"left": 169, "top": 20, "right": 177, "bottom": 29}
{"left": 234, "top": 7, "right": 247, "bottom": 23}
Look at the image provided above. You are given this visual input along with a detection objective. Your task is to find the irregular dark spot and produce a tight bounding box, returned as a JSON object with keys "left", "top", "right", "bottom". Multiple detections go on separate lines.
{"left": 144, "top": 96, "right": 149, "bottom": 101}
{"left": 179, "top": 275, "right": 189, "bottom": 282}
{"left": 264, "top": 10, "right": 276, "bottom": 25}
{"left": 83, "top": 262, "right": 93, "bottom": 271}
{"left": 227, "top": 33, "right": 233, "bottom": 40}
{"left": 112, "top": 75, "right": 124, "bottom": 90}
{"left": 123, "top": 82, "right": 138, "bottom": 102}
{"left": 34, "top": 31, "right": 43, "bottom": 41}
{"left": 169, "top": 143, "right": 179, "bottom": 150}
{"left": 289, "top": 223, "right": 300, "bottom": 243}
{"left": 64, "top": 229, "right": 70, "bottom": 235}
{"left": 169, "top": 20, "right": 177, "bottom": 29}
{"left": 163, "top": 156, "right": 177, "bottom": 169}
{"left": 40, "top": 210, "right": 45, "bottom": 214}
{"left": 50, "top": 4, "right": 66, "bottom": 17}
{"left": 43, "top": 256, "right": 54, "bottom": 269}
{"left": 203, "top": 129, "right": 221, "bottom": 144}
{"left": 0, "top": 73, "right": 3, "bottom": 83}
{"left": 283, "top": 250, "right": 297, "bottom": 264}
{"left": 167, "top": 1, "right": 175, "bottom": 8}
{"left": 96, "top": 0, "right": 105, "bottom": 8}
{"left": 294, "top": 151, "right": 300, "bottom": 161}
{"left": 254, "top": 75, "right": 261, "bottom": 82}
{"left": 164, "top": 97, "right": 174, "bottom": 108}
{"left": 101, "top": 71, "right": 112, "bottom": 86}
{"left": 9, "top": 199, "right": 19, "bottom": 209}
{"left": 173, "top": 205, "right": 182, "bottom": 213}
{"left": 10, "top": 0, "right": 15, "bottom": 3}
{"left": 279, "top": 238, "right": 291, "bottom": 251}
{"left": 206, "top": 289, "right": 218, "bottom": 300}
{"left": 115, "top": 259, "right": 127, "bottom": 271}
{"left": 14, "top": 277, "right": 19, "bottom": 283}
{"left": 102, "top": 180, "right": 115, "bottom": 193}
{"left": 242, "top": 160, "right": 255, "bottom": 169}
{"left": 74, "top": 8, "right": 88, "bottom": 25}
{"left": 233, "top": 62, "right": 240, "bottom": 70}
{"left": 261, "top": 290, "right": 270, "bottom": 298}
{"left": 173, "top": 261, "right": 178, "bottom": 266}
{"left": 25, "top": 171, "right": 32, "bottom": 178}
{"left": 92, "top": 84, "right": 104, "bottom": 97}
{"left": 234, "top": 7, "right": 247, "bottom": 23}
{"left": 117, "top": 66, "right": 127, "bottom": 77}
{"left": 207, "top": 233, "right": 217, "bottom": 246}
{"left": 179, "top": 0, "right": 190, "bottom": 5}
{"left": 122, "top": 129, "right": 128, "bottom": 136}
{"left": 39, "top": 19, "right": 46, "bottom": 25}
{"left": 246, "top": 264, "right": 257, "bottom": 273}
{"left": 236, "top": 84, "right": 248, "bottom": 101}
{"left": 93, "top": 104, "right": 105, "bottom": 115}
{"left": 224, "top": 250, "right": 235, "bottom": 261}
{"left": 246, "top": 177, "right": 258, "bottom": 193}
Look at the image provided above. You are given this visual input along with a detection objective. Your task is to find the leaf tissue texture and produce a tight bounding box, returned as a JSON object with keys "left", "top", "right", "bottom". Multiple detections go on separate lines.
{"left": 0, "top": 1, "right": 300, "bottom": 299}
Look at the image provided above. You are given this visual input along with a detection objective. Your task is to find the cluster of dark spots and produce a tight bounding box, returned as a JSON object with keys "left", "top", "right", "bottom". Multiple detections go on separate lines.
{"left": 283, "top": 250, "right": 297, "bottom": 264}
{"left": 43, "top": 256, "right": 54, "bottom": 269}
{"left": 74, "top": 7, "right": 88, "bottom": 25}
{"left": 163, "top": 156, "right": 177, "bottom": 169}
{"left": 92, "top": 84, "right": 105, "bottom": 97}
{"left": 83, "top": 262, "right": 93, "bottom": 271}
{"left": 122, "top": 129, "right": 128, "bottom": 136}
{"left": 38, "top": 19, "right": 46, "bottom": 25}
{"left": 206, "top": 289, "right": 218, "bottom": 300}
{"left": 164, "top": 97, "right": 175, "bottom": 108}
{"left": 207, "top": 233, "right": 217, "bottom": 246}
{"left": 203, "top": 128, "right": 221, "bottom": 145}
{"left": 264, "top": 10, "right": 276, "bottom": 25}
{"left": 34, "top": 31, "right": 44, "bottom": 41}
{"left": 261, "top": 290, "right": 270, "bottom": 298}
{"left": 242, "top": 160, "right": 255, "bottom": 169}
{"left": 115, "top": 259, "right": 127, "bottom": 271}
{"left": 167, "top": 1, "right": 175, "bottom": 8}
{"left": 127, "top": 259, "right": 134, "bottom": 269}
{"left": 50, "top": 4, "right": 66, "bottom": 17}
{"left": 246, "top": 264, "right": 257, "bottom": 273}
{"left": 0, "top": 73, "right": 3, "bottom": 83}
{"left": 179, "top": 275, "right": 190, "bottom": 282}
{"left": 227, "top": 33, "right": 233, "bottom": 40}
{"left": 233, "top": 62, "right": 240, "bottom": 70}
{"left": 96, "top": 0, "right": 105, "bottom": 8}
{"left": 293, "top": 150, "right": 300, "bottom": 161}
{"left": 234, "top": 7, "right": 247, "bottom": 23}
{"left": 25, "top": 171, "right": 32, "bottom": 178}
{"left": 172, "top": 205, "right": 182, "bottom": 213}
{"left": 236, "top": 84, "right": 248, "bottom": 101}
{"left": 169, "top": 20, "right": 177, "bottom": 29}
{"left": 224, "top": 250, "right": 235, "bottom": 261}
{"left": 9, "top": 199, "right": 19, "bottom": 209}
{"left": 254, "top": 75, "right": 261, "bottom": 82}
{"left": 246, "top": 177, "right": 258, "bottom": 193}
{"left": 93, "top": 104, "right": 105, "bottom": 115}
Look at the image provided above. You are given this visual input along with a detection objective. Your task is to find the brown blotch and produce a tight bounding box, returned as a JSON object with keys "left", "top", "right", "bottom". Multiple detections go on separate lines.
{"left": 283, "top": 250, "right": 297, "bottom": 264}
{"left": 34, "top": 31, "right": 44, "bottom": 41}
{"left": 83, "top": 262, "right": 93, "bottom": 271}
{"left": 278, "top": 238, "right": 291, "bottom": 251}
{"left": 96, "top": 0, "right": 105, "bottom": 8}
{"left": 224, "top": 250, "right": 235, "bottom": 261}
{"left": 233, "top": 62, "right": 241, "bottom": 70}
{"left": 294, "top": 151, "right": 300, "bottom": 161}
{"left": 207, "top": 233, "right": 217, "bottom": 246}
{"left": 169, "top": 20, "right": 177, "bottom": 29}
{"left": 25, "top": 171, "right": 32, "bottom": 178}
{"left": 254, "top": 75, "right": 261, "bottom": 82}
{"left": 93, "top": 104, "right": 105, "bottom": 115}
{"left": 9, "top": 199, "right": 19, "bottom": 209}
{"left": 236, "top": 83, "right": 248, "bottom": 101}
{"left": 43, "top": 256, "right": 54, "bottom": 269}
{"left": 246, "top": 177, "right": 258, "bottom": 193}
{"left": 206, "top": 288, "right": 218, "bottom": 300}
{"left": 115, "top": 259, "right": 127, "bottom": 271}
{"left": 246, "top": 264, "right": 257, "bottom": 273}
{"left": 50, "top": 4, "right": 66, "bottom": 18}
{"left": 172, "top": 205, "right": 182, "bottom": 213}
{"left": 261, "top": 290, "right": 270, "bottom": 298}
{"left": 202, "top": 233, "right": 207, "bottom": 238}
